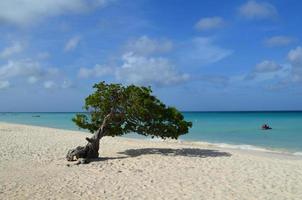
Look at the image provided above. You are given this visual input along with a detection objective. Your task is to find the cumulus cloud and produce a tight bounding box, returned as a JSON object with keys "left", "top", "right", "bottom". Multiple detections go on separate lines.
{"left": 238, "top": 1, "right": 277, "bottom": 20}
{"left": 264, "top": 36, "right": 295, "bottom": 47}
{"left": 288, "top": 46, "right": 302, "bottom": 64}
{"left": 78, "top": 52, "right": 189, "bottom": 86}
{"left": 288, "top": 46, "right": 302, "bottom": 82}
{"left": 183, "top": 37, "right": 233, "bottom": 65}
{"left": 0, "top": 59, "right": 64, "bottom": 88}
{"left": 0, "top": 80, "right": 10, "bottom": 89}
{"left": 235, "top": 48, "right": 302, "bottom": 90}
{"left": 43, "top": 79, "right": 74, "bottom": 89}
{"left": 195, "top": 17, "right": 226, "bottom": 31}
{"left": 0, "top": 0, "right": 109, "bottom": 26}
{"left": 0, "top": 42, "right": 23, "bottom": 58}
{"left": 116, "top": 52, "right": 189, "bottom": 86}
{"left": 0, "top": 57, "right": 73, "bottom": 90}
{"left": 254, "top": 60, "right": 282, "bottom": 73}
{"left": 64, "top": 36, "right": 81, "bottom": 52}
{"left": 78, "top": 35, "right": 188, "bottom": 86}
{"left": 0, "top": 59, "right": 41, "bottom": 79}
{"left": 261, "top": 47, "right": 302, "bottom": 90}
{"left": 246, "top": 60, "right": 282, "bottom": 80}
{"left": 125, "top": 36, "right": 173, "bottom": 56}
{"left": 78, "top": 64, "right": 113, "bottom": 78}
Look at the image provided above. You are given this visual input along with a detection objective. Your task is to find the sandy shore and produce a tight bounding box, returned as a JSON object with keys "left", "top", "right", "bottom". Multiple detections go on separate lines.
{"left": 0, "top": 123, "right": 302, "bottom": 200}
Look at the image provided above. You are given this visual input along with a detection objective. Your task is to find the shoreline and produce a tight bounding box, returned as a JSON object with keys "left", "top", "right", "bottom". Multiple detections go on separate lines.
{"left": 1, "top": 122, "right": 302, "bottom": 199}
{"left": 1, "top": 121, "right": 301, "bottom": 159}
{"left": 0, "top": 121, "right": 302, "bottom": 160}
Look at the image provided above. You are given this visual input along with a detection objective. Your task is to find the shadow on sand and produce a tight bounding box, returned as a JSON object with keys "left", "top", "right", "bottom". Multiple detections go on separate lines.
{"left": 118, "top": 148, "right": 231, "bottom": 158}
{"left": 70, "top": 148, "right": 232, "bottom": 165}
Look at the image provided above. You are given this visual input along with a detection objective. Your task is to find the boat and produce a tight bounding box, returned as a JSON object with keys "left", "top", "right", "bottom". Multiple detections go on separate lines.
{"left": 261, "top": 124, "right": 272, "bottom": 130}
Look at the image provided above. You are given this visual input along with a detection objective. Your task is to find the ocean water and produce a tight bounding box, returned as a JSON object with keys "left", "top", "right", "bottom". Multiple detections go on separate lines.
{"left": 0, "top": 112, "right": 302, "bottom": 154}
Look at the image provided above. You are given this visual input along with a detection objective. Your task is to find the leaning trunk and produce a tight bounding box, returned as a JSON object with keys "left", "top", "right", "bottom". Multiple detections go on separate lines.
{"left": 66, "top": 113, "right": 112, "bottom": 163}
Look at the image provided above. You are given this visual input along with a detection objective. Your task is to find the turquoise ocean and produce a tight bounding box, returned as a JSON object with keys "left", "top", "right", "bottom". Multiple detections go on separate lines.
{"left": 1, "top": 112, "right": 302, "bottom": 155}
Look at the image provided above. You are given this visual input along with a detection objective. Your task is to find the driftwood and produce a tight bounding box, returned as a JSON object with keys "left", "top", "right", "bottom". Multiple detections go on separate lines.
{"left": 66, "top": 113, "right": 112, "bottom": 164}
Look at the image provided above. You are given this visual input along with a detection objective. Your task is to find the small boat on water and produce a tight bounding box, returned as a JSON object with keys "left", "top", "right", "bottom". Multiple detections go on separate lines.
{"left": 261, "top": 124, "right": 272, "bottom": 130}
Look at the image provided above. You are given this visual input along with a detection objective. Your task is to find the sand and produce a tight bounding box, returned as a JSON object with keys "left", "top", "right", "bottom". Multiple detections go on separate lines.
{"left": 0, "top": 122, "right": 302, "bottom": 200}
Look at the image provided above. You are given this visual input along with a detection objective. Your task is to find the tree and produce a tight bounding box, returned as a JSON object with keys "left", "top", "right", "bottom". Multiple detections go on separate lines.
{"left": 66, "top": 81, "right": 192, "bottom": 163}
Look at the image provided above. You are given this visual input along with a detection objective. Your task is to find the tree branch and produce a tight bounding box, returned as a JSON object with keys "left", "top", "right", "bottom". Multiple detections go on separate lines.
{"left": 94, "top": 111, "right": 114, "bottom": 140}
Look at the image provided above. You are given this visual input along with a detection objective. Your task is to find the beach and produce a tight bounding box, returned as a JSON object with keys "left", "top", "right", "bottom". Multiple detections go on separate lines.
{"left": 1, "top": 122, "right": 302, "bottom": 200}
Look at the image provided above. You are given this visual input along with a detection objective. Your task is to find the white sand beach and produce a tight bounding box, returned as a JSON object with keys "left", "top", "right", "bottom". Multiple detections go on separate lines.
{"left": 0, "top": 122, "right": 302, "bottom": 200}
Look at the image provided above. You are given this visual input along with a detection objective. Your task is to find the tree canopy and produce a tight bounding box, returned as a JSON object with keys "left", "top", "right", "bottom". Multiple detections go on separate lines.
{"left": 73, "top": 81, "right": 192, "bottom": 139}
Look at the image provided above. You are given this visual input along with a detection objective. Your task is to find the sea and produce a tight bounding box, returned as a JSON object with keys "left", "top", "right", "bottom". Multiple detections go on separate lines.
{"left": 1, "top": 111, "right": 302, "bottom": 155}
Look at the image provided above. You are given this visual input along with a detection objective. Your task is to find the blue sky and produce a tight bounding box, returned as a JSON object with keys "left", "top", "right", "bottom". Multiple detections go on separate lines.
{"left": 0, "top": 0, "right": 302, "bottom": 111}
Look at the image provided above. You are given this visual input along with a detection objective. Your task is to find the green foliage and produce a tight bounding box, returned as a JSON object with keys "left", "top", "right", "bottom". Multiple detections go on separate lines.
{"left": 73, "top": 81, "right": 192, "bottom": 139}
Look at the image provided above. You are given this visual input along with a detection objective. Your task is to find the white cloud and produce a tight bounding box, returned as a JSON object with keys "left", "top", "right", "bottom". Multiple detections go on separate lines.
{"left": 126, "top": 36, "right": 173, "bottom": 56}
{"left": 79, "top": 36, "right": 189, "bottom": 86}
{"left": 0, "top": 42, "right": 23, "bottom": 58}
{"left": 43, "top": 80, "right": 56, "bottom": 89}
{"left": 116, "top": 52, "right": 189, "bottom": 86}
{"left": 253, "top": 47, "right": 302, "bottom": 90}
{"left": 0, "top": 60, "right": 41, "bottom": 79}
{"left": 244, "top": 47, "right": 302, "bottom": 88}
{"left": 184, "top": 37, "right": 233, "bottom": 65}
{"left": 265, "top": 36, "right": 294, "bottom": 47}
{"left": 34, "top": 77, "right": 73, "bottom": 89}
{"left": 0, "top": 59, "right": 60, "bottom": 85}
{"left": 0, "top": 59, "right": 74, "bottom": 90}
{"left": 245, "top": 60, "right": 282, "bottom": 80}
{"left": 254, "top": 60, "right": 281, "bottom": 73}
{"left": 239, "top": 1, "right": 277, "bottom": 20}
{"left": 78, "top": 64, "right": 113, "bottom": 78}
{"left": 288, "top": 46, "right": 302, "bottom": 82}
{"left": 195, "top": 17, "right": 225, "bottom": 31}
{"left": 249, "top": 47, "right": 302, "bottom": 87}
{"left": 288, "top": 46, "right": 302, "bottom": 64}
{"left": 0, "top": 80, "right": 10, "bottom": 89}
{"left": 0, "top": 0, "right": 109, "bottom": 26}
{"left": 234, "top": 48, "right": 302, "bottom": 90}
{"left": 64, "top": 36, "right": 81, "bottom": 52}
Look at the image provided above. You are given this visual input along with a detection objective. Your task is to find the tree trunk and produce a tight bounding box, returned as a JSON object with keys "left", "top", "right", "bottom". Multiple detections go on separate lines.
{"left": 66, "top": 113, "right": 112, "bottom": 163}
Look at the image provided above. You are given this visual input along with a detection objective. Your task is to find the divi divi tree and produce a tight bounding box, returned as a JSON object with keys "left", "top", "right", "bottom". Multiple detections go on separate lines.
{"left": 66, "top": 82, "right": 192, "bottom": 162}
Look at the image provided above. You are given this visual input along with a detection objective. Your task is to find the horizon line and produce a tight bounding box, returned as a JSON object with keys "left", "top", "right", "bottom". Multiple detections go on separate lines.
{"left": 1, "top": 110, "right": 302, "bottom": 113}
